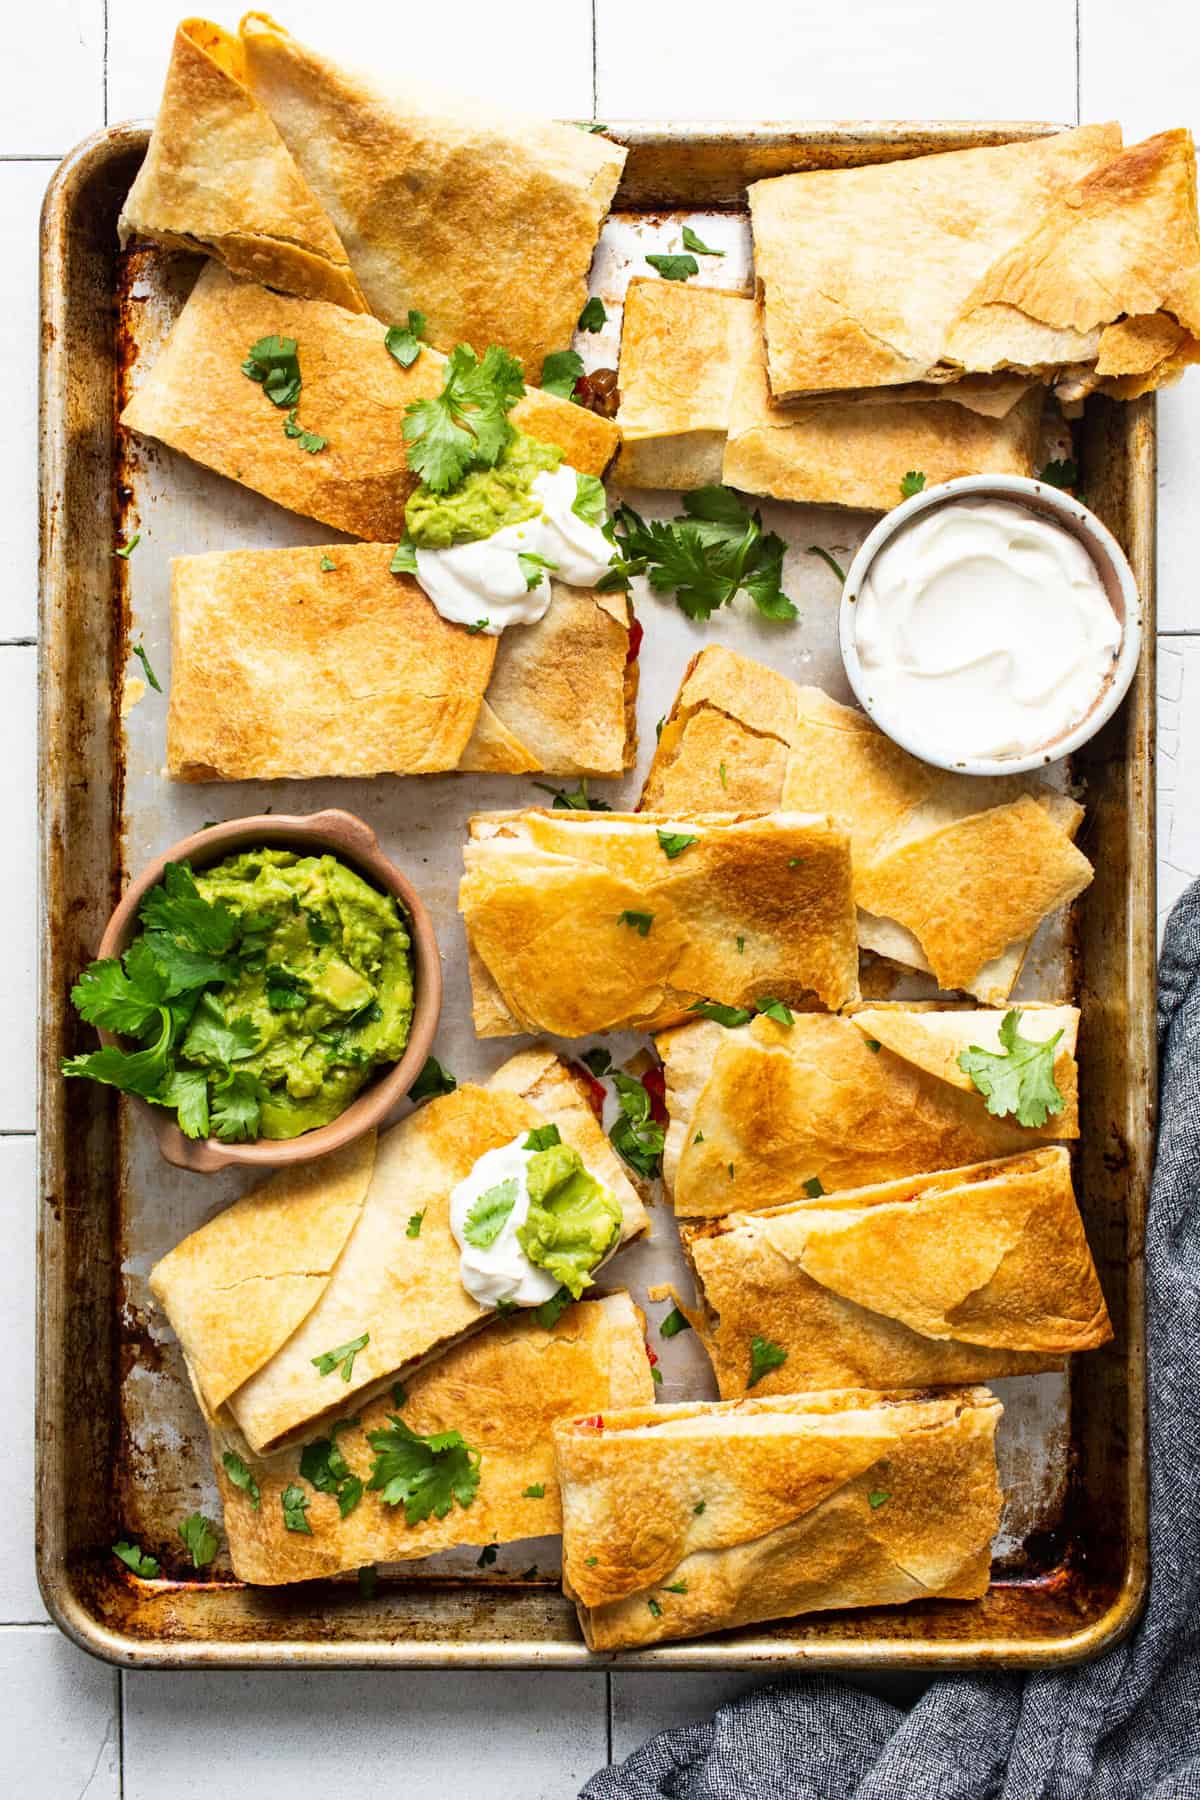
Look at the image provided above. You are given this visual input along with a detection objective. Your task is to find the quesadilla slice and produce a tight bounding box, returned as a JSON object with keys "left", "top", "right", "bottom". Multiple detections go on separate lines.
{"left": 239, "top": 12, "right": 627, "bottom": 380}
{"left": 460, "top": 808, "right": 859, "bottom": 1038}
{"left": 150, "top": 1049, "right": 648, "bottom": 1453}
{"left": 166, "top": 545, "right": 636, "bottom": 781}
{"left": 120, "top": 263, "right": 620, "bottom": 541}
{"left": 119, "top": 18, "right": 366, "bottom": 312}
{"left": 212, "top": 1290, "right": 654, "bottom": 1585}
{"left": 642, "top": 648, "right": 1093, "bottom": 1003}
{"left": 555, "top": 1387, "right": 1003, "bottom": 1649}
{"left": 680, "top": 1148, "right": 1111, "bottom": 1398}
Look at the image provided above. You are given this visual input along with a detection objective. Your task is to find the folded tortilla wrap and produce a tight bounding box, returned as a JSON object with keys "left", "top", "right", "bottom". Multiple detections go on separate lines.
{"left": 555, "top": 1386, "right": 1003, "bottom": 1650}
{"left": 211, "top": 1289, "right": 654, "bottom": 1584}
{"left": 459, "top": 808, "right": 859, "bottom": 1038}
{"left": 678, "top": 1148, "right": 1110, "bottom": 1398}
{"left": 119, "top": 18, "right": 366, "bottom": 312}
{"left": 150, "top": 1047, "right": 647, "bottom": 1454}
{"left": 657, "top": 1002, "right": 1079, "bottom": 1217}
{"left": 239, "top": 12, "right": 626, "bottom": 380}
{"left": 165, "top": 544, "right": 636, "bottom": 780}
{"left": 120, "top": 262, "right": 621, "bottom": 541}
{"left": 642, "top": 648, "right": 1093, "bottom": 1002}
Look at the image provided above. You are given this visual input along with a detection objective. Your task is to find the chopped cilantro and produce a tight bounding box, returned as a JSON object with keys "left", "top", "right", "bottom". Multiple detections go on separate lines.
{"left": 868, "top": 1489, "right": 890, "bottom": 1509}
{"left": 803, "top": 1176, "right": 825, "bottom": 1198}
{"left": 409, "top": 1055, "right": 457, "bottom": 1101}
{"left": 647, "top": 1596, "right": 663, "bottom": 1616}
{"left": 281, "top": 1484, "right": 312, "bottom": 1534}
{"left": 957, "top": 1010, "right": 1066, "bottom": 1127}
{"left": 283, "top": 408, "right": 327, "bottom": 453}
{"left": 366, "top": 1413, "right": 482, "bottom": 1524}
{"left": 573, "top": 471, "right": 608, "bottom": 526}
{"left": 406, "top": 1211, "right": 424, "bottom": 1238}
{"left": 478, "top": 1543, "right": 498, "bottom": 1567}
{"left": 602, "top": 488, "right": 796, "bottom": 622}
{"left": 463, "top": 1177, "right": 519, "bottom": 1249}
{"left": 736, "top": 936, "right": 745, "bottom": 955}
{"left": 518, "top": 550, "right": 558, "bottom": 590}
{"left": 574, "top": 121, "right": 608, "bottom": 132}
{"left": 523, "top": 1124, "right": 562, "bottom": 1151}
{"left": 719, "top": 761, "right": 729, "bottom": 788}
{"left": 651, "top": 1365, "right": 663, "bottom": 1385}
{"left": 610, "top": 1071, "right": 665, "bottom": 1179}
{"left": 385, "top": 309, "right": 427, "bottom": 369}
{"left": 403, "top": 342, "right": 525, "bottom": 492}
{"left": 660, "top": 1306, "right": 691, "bottom": 1339}
{"left": 319, "top": 555, "right": 336, "bottom": 572}
{"left": 656, "top": 716, "right": 665, "bottom": 741}
{"left": 177, "top": 1512, "right": 219, "bottom": 1568}
{"left": 646, "top": 254, "right": 699, "bottom": 282}
{"left": 663, "top": 1580, "right": 688, "bottom": 1593}
{"left": 312, "top": 1331, "right": 369, "bottom": 1382}
{"left": 300, "top": 1428, "right": 363, "bottom": 1519}
{"left": 1038, "top": 458, "right": 1078, "bottom": 489}
{"left": 865, "top": 1038, "right": 882, "bottom": 1053}
{"left": 807, "top": 544, "right": 847, "bottom": 584}
{"left": 391, "top": 537, "right": 419, "bottom": 575}
{"left": 585, "top": 1554, "right": 598, "bottom": 1565}
{"left": 113, "top": 1540, "right": 159, "bottom": 1578}
{"left": 656, "top": 829, "right": 697, "bottom": 860}
{"left": 756, "top": 997, "right": 794, "bottom": 1027}
{"left": 617, "top": 910, "right": 654, "bottom": 936}
{"left": 533, "top": 778, "right": 612, "bottom": 812}
{"left": 581, "top": 1047, "right": 612, "bottom": 1078}
{"left": 900, "top": 470, "right": 926, "bottom": 499}
{"left": 541, "top": 348, "right": 585, "bottom": 400}
{"left": 115, "top": 533, "right": 141, "bottom": 559}
{"left": 129, "top": 642, "right": 161, "bottom": 691}
{"left": 578, "top": 296, "right": 607, "bottom": 332}
{"left": 687, "top": 999, "right": 754, "bottom": 1028}
{"left": 522, "top": 1484, "right": 546, "bottom": 1499}
{"left": 242, "top": 335, "right": 301, "bottom": 407}
{"left": 681, "top": 225, "right": 723, "bottom": 257}
{"left": 533, "top": 1285, "right": 574, "bottom": 1329}
{"left": 222, "top": 1450, "right": 261, "bottom": 1509}
{"left": 467, "top": 619, "right": 489, "bottom": 633}
{"left": 693, "top": 1131, "right": 704, "bottom": 1144}
{"left": 693, "top": 1500, "right": 706, "bottom": 1515}
{"left": 392, "top": 1382, "right": 407, "bottom": 1408}
{"left": 747, "top": 1335, "right": 788, "bottom": 1389}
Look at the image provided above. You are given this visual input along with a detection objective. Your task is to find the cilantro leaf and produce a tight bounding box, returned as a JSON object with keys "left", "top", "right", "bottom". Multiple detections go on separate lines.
{"left": 181, "top": 993, "right": 259, "bottom": 1069}
{"left": 300, "top": 1431, "right": 363, "bottom": 1518}
{"left": 61, "top": 1005, "right": 173, "bottom": 1098}
{"left": 283, "top": 408, "right": 327, "bottom": 453}
{"left": 578, "top": 296, "right": 606, "bottom": 332}
{"left": 747, "top": 1336, "right": 788, "bottom": 1389}
{"left": 242, "top": 335, "right": 302, "bottom": 407}
{"left": 281, "top": 1483, "right": 312, "bottom": 1534}
{"left": 518, "top": 551, "right": 558, "bottom": 590}
{"left": 900, "top": 470, "right": 926, "bottom": 499}
{"left": 656, "top": 829, "right": 696, "bottom": 860}
{"left": 406, "top": 1211, "right": 424, "bottom": 1238}
{"left": 541, "top": 348, "right": 585, "bottom": 400}
{"left": 463, "top": 1177, "right": 519, "bottom": 1249}
{"left": 312, "top": 1332, "right": 369, "bottom": 1382}
{"left": 523, "top": 1483, "right": 545, "bottom": 1498}
{"left": 391, "top": 537, "right": 419, "bottom": 575}
{"left": 115, "top": 534, "right": 141, "bottom": 560}
{"left": 756, "top": 996, "right": 794, "bottom": 1027}
{"left": 131, "top": 642, "right": 161, "bottom": 690}
{"left": 385, "top": 310, "right": 427, "bottom": 370}
{"left": 265, "top": 965, "right": 310, "bottom": 1013}
{"left": 153, "top": 1068, "right": 210, "bottom": 1139}
{"left": 573, "top": 472, "right": 608, "bottom": 527}
{"left": 71, "top": 953, "right": 167, "bottom": 1038}
{"left": 113, "top": 1540, "right": 159, "bottom": 1578}
{"left": 609, "top": 1071, "right": 664, "bottom": 1179}
{"left": 868, "top": 1489, "right": 890, "bottom": 1509}
{"left": 222, "top": 1450, "right": 261, "bottom": 1509}
{"left": 573, "top": 121, "right": 609, "bottom": 133}
{"left": 366, "top": 1413, "right": 482, "bottom": 1524}
{"left": 319, "top": 556, "right": 336, "bottom": 572}
{"left": 1038, "top": 458, "right": 1078, "bottom": 489}
{"left": 647, "top": 1596, "right": 663, "bottom": 1617}
{"left": 140, "top": 931, "right": 232, "bottom": 997}
{"left": 957, "top": 1010, "right": 1066, "bottom": 1128}
{"left": 209, "top": 1070, "right": 264, "bottom": 1142}
{"left": 687, "top": 999, "right": 754, "bottom": 1028}
{"left": 477, "top": 1543, "right": 498, "bottom": 1567}
{"left": 681, "top": 225, "right": 724, "bottom": 257}
{"left": 523, "top": 1124, "right": 562, "bottom": 1151}
{"left": 533, "top": 1285, "right": 574, "bottom": 1329}
{"left": 580, "top": 1048, "right": 612, "bottom": 1078}
{"left": 617, "top": 910, "right": 654, "bottom": 936}
{"left": 803, "top": 1176, "right": 825, "bottom": 1198}
{"left": 660, "top": 1306, "right": 691, "bottom": 1338}
{"left": 409, "top": 1055, "right": 456, "bottom": 1101}
{"left": 139, "top": 863, "right": 238, "bottom": 956}
{"left": 807, "top": 545, "right": 847, "bottom": 584}
{"left": 358, "top": 1565, "right": 378, "bottom": 1598}
{"left": 533, "top": 779, "right": 612, "bottom": 812}
{"left": 403, "top": 343, "right": 525, "bottom": 492}
{"left": 177, "top": 1512, "right": 219, "bottom": 1568}
{"left": 646, "top": 254, "right": 699, "bottom": 282}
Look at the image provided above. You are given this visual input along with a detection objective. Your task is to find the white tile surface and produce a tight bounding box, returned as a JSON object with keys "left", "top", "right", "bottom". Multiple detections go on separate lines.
{"left": 0, "top": 650, "right": 36, "bottom": 1131}
{"left": 597, "top": 0, "right": 1077, "bottom": 122}
{"left": 106, "top": 0, "right": 596, "bottom": 125}
{"left": 0, "top": 1625, "right": 119, "bottom": 1795}
{"left": 123, "top": 1669, "right": 608, "bottom": 1799}
{"left": 0, "top": 165, "right": 48, "bottom": 644}
{"left": 0, "top": 0, "right": 104, "bottom": 156}
{"left": 0, "top": 1139, "right": 41, "bottom": 1623}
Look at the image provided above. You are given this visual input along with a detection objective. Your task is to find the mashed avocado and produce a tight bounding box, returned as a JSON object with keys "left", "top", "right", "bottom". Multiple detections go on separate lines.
{"left": 516, "top": 1142, "right": 622, "bottom": 1298}
{"left": 405, "top": 432, "right": 563, "bottom": 549}
{"left": 193, "top": 849, "right": 413, "bottom": 1138}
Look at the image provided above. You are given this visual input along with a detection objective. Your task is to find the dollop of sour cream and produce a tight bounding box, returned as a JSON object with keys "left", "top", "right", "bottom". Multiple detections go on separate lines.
{"left": 853, "top": 499, "right": 1121, "bottom": 762}
{"left": 414, "top": 466, "right": 613, "bottom": 636}
{"left": 448, "top": 1137, "right": 561, "bottom": 1309}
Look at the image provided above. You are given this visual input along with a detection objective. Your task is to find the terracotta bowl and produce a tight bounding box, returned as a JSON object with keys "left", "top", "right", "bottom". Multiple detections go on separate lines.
{"left": 94, "top": 809, "right": 442, "bottom": 1174}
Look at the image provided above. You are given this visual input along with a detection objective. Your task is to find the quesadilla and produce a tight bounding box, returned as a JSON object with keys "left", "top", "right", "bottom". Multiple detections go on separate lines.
{"left": 642, "top": 648, "right": 1093, "bottom": 1002}
{"left": 239, "top": 12, "right": 627, "bottom": 380}
{"left": 459, "top": 808, "right": 859, "bottom": 1038}
{"left": 657, "top": 1003, "right": 1079, "bottom": 1217}
{"left": 119, "top": 17, "right": 366, "bottom": 312}
{"left": 213, "top": 1290, "right": 655, "bottom": 1584}
{"left": 555, "top": 1387, "right": 1003, "bottom": 1649}
{"left": 166, "top": 545, "right": 637, "bottom": 781}
{"left": 120, "top": 263, "right": 621, "bottom": 541}
{"left": 679, "top": 1148, "right": 1111, "bottom": 1397}
{"left": 150, "top": 1048, "right": 648, "bottom": 1454}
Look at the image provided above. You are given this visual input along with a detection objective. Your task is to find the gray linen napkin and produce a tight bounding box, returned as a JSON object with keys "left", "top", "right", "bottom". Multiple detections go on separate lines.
{"left": 583, "top": 882, "right": 1200, "bottom": 1800}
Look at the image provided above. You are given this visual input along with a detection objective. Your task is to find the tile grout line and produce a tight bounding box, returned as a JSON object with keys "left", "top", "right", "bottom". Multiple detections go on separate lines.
{"left": 1075, "top": 0, "right": 1082, "bottom": 124}
{"left": 103, "top": 0, "right": 110, "bottom": 129}
{"left": 591, "top": 0, "right": 598, "bottom": 117}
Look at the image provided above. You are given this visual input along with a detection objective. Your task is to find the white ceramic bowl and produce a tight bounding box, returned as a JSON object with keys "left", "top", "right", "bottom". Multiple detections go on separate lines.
{"left": 838, "top": 473, "right": 1143, "bottom": 776}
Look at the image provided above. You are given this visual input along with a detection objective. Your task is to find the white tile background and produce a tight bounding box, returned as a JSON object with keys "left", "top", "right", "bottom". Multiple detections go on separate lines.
{"left": 7, "top": 0, "right": 1199, "bottom": 1791}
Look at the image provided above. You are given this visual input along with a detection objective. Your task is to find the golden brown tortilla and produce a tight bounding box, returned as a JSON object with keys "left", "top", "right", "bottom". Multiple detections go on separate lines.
{"left": 119, "top": 18, "right": 366, "bottom": 311}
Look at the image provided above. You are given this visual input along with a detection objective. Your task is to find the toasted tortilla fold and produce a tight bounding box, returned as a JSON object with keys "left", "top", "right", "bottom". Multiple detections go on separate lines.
{"left": 657, "top": 1003, "right": 1079, "bottom": 1217}
{"left": 119, "top": 18, "right": 367, "bottom": 312}
{"left": 238, "top": 12, "right": 626, "bottom": 379}
{"left": 210, "top": 1290, "right": 654, "bottom": 1585}
{"left": 150, "top": 1049, "right": 648, "bottom": 1454}
{"left": 747, "top": 124, "right": 1124, "bottom": 400}
{"left": 555, "top": 1386, "right": 1003, "bottom": 1649}
{"left": 460, "top": 808, "right": 859, "bottom": 1038}
{"left": 120, "top": 263, "right": 621, "bottom": 540}
{"left": 680, "top": 1148, "right": 1111, "bottom": 1399}
{"left": 641, "top": 647, "right": 1093, "bottom": 1003}
{"left": 166, "top": 544, "right": 634, "bottom": 781}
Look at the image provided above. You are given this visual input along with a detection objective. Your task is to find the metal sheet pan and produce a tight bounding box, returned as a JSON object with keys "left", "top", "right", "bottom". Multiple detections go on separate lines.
{"left": 38, "top": 120, "right": 1152, "bottom": 1669}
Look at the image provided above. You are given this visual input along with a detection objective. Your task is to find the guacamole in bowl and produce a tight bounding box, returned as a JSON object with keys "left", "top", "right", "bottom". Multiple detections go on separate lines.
{"left": 64, "top": 847, "right": 414, "bottom": 1142}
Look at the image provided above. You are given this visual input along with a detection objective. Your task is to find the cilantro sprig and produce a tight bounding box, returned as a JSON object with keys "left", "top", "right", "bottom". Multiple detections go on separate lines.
{"left": 242, "top": 335, "right": 301, "bottom": 407}
{"left": 385, "top": 309, "right": 427, "bottom": 370}
{"left": 403, "top": 343, "right": 525, "bottom": 492}
{"left": 366, "top": 1414, "right": 482, "bottom": 1525}
{"left": 312, "top": 1332, "right": 369, "bottom": 1383}
{"left": 601, "top": 488, "right": 797, "bottom": 623}
{"left": 957, "top": 1010, "right": 1066, "bottom": 1128}
{"left": 113, "top": 1540, "right": 159, "bottom": 1578}
{"left": 609, "top": 1071, "right": 665, "bottom": 1179}
{"left": 177, "top": 1512, "right": 219, "bottom": 1568}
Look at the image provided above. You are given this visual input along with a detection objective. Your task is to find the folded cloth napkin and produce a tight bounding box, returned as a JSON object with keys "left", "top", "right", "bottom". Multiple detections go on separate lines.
{"left": 583, "top": 882, "right": 1200, "bottom": 1800}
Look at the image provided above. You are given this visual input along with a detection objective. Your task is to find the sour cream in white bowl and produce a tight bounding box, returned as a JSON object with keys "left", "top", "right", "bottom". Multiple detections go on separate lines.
{"left": 838, "top": 474, "right": 1142, "bottom": 775}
